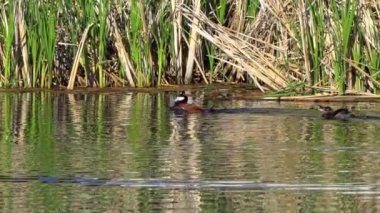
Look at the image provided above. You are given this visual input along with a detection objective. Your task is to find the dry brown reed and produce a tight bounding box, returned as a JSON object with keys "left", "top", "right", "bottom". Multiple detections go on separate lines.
{"left": 68, "top": 24, "right": 93, "bottom": 90}
{"left": 110, "top": 14, "right": 136, "bottom": 87}
{"left": 180, "top": 4, "right": 294, "bottom": 91}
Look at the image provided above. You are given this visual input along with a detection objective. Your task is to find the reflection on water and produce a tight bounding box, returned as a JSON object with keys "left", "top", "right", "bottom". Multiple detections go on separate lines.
{"left": 0, "top": 91, "right": 379, "bottom": 212}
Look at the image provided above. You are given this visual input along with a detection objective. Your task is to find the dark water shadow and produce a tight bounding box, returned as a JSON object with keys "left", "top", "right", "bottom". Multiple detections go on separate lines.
{"left": 172, "top": 107, "right": 380, "bottom": 121}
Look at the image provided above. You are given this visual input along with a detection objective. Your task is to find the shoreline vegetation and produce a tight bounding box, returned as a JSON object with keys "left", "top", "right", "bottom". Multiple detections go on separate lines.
{"left": 1, "top": 0, "right": 380, "bottom": 96}
{"left": 1, "top": 85, "right": 380, "bottom": 103}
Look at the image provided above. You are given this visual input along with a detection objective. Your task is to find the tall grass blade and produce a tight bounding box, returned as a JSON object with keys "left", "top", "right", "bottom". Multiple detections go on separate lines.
{"left": 3, "top": 0, "right": 15, "bottom": 87}
{"left": 184, "top": 0, "right": 201, "bottom": 84}
{"left": 97, "top": 0, "right": 110, "bottom": 88}
{"left": 17, "top": 0, "right": 31, "bottom": 87}
{"left": 172, "top": 0, "right": 184, "bottom": 84}
{"left": 110, "top": 13, "right": 136, "bottom": 87}
{"left": 155, "top": 1, "right": 171, "bottom": 86}
{"left": 68, "top": 24, "right": 93, "bottom": 90}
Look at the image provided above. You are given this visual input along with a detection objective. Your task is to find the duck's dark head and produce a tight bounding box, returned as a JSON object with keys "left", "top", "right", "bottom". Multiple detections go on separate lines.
{"left": 174, "top": 93, "right": 188, "bottom": 106}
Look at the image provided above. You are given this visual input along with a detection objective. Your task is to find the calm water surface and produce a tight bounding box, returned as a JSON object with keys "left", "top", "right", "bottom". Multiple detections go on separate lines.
{"left": 0, "top": 91, "right": 379, "bottom": 212}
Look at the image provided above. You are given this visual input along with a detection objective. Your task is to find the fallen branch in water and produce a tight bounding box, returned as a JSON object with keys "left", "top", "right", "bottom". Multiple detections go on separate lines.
{"left": 261, "top": 94, "right": 380, "bottom": 102}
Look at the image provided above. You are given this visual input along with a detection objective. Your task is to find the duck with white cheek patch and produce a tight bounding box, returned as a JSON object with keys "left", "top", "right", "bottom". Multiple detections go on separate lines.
{"left": 171, "top": 93, "right": 204, "bottom": 113}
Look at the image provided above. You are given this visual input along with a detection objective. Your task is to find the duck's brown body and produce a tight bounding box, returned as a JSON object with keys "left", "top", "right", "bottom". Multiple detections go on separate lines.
{"left": 172, "top": 94, "right": 204, "bottom": 113}
{"left": 175, "top": 102, "right": 204, "bottom": 113}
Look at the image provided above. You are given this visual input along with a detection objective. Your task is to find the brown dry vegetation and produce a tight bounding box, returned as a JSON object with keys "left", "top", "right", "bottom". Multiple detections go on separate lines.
{"left": 0, "top": 0, "right": 380, "bottom": 95}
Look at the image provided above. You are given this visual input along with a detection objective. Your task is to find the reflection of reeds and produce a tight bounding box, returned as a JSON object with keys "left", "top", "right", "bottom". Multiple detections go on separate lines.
{"left": 0, "top": 92, "right": 379, "bottom": 211}
{"left": 167, "top": 113, "right": 202, "bottom": 210}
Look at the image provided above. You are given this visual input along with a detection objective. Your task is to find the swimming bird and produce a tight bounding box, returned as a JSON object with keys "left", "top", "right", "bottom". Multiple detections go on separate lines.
{"left": 171, "top": 93, "right": 204, "bottom": 113}
{"left": 317, "top": 105, "right": 354, "bottom": 120}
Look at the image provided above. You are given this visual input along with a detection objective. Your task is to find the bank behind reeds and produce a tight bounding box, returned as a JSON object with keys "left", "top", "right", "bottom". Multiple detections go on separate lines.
{"left": 0, "top": 0, "right": 379, "bottom": 94}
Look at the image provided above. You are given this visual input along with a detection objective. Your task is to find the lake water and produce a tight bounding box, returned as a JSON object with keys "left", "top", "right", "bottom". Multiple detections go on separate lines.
{"left": 0, "top": 90, "right": 379, "bottom": 212}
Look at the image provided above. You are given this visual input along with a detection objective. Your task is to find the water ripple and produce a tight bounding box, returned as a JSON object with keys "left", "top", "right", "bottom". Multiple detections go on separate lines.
{"left": 0, "top": 176, "right": 378, "bottom": 192}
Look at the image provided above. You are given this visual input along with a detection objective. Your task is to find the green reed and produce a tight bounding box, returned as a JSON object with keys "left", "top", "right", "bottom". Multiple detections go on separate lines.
{"left": 367, "top": 50, "right": 380, "bottom": 94}
{"left": 217, "top": 0, "right": 227, "bottom": 23}
{"left": 126, "top": 0, "right": 155, "bottom": 87}
{"left": 1, "top": 0, "right": 15, "bottom": 87}
{"left": 205, "top": 41, "right": 216, "bottom": 83}
{"left": 205, "top": 0, "right": 229, "bottom": 83}
{"left": 129, "top": 0, "right": 143, "bottom": 87}
{"left": 156, "top": 2, "right": 171, "bottom": 86}
{"left": 247, "top": 0, "right": 260, "bottom": 18}
{"left": 359, "top": 18, "right": 380, "bottom": 93}
{"left": 25, "top": 0, "right": 56, "bottom": 88}
{"left": 307, "top": 0, "right": 325, "bottom": 86}
{"left": 28, "top": 29, "right": 42, "bottom": 88}
{"left": 77, "top": 0, "right": 110, "bottom": 88}
{"left": 98, "top": 0, "right": 109, "bottom": 88}
{"left": 42, "top": 12, "right": 57, "bottom": 88}
{"left": 77, "top": 0, "right": 97, "bottom": 86}
{"left": 292, "top": 0, "right": 366, "bottom": 94}
{"left": 26, "top": 1, "right": 39, "bottom": 87}
{"left": 351, "top": 38, "right": 362, "bottom": 90}
{"left": 329, "top": 0, "right": 358, "bottom": 94}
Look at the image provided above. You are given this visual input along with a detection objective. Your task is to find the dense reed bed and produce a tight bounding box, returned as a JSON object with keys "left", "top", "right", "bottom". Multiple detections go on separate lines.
{"left": 0, "top": 0, "right": 379, "bottom": 94}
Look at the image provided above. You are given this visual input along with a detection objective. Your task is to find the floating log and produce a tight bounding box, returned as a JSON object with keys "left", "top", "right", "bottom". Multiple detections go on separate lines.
{"left": 260, "top": 95, "right": 380, "bottom": 102}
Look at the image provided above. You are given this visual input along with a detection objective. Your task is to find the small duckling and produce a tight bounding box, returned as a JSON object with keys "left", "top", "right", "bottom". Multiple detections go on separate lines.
{"left": 317, "top": 105, "right": 354, "bottom": 120}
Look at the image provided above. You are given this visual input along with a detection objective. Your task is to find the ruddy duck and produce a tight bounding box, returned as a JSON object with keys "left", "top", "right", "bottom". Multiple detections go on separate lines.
{"left": 172, "top": 93, "right": 204, "bottom": 113}
{"left": 317, "top": 105, "right": 354, "bottom": 120}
